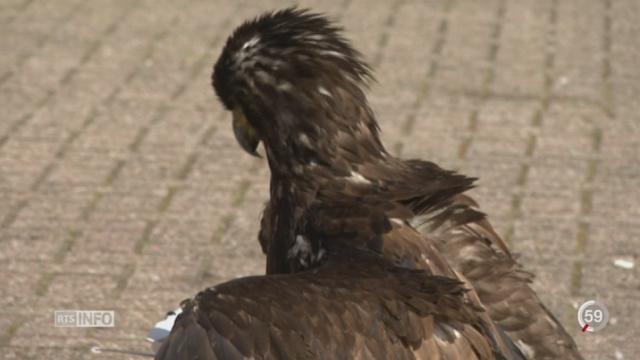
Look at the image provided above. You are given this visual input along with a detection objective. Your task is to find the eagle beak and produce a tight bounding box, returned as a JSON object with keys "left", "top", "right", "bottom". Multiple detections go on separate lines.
{"left": 232, "top": 109, "right": 261, "bottom": 157}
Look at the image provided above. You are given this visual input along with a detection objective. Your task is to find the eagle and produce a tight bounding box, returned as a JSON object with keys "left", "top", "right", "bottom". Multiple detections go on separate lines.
{"left": 154, "top": 8, "right": 580, "bottom": 359}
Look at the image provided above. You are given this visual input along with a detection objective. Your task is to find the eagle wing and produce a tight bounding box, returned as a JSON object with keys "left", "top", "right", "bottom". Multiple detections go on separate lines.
{"left": 317, "top": 155, "right": 581, "bottom": 359}
{"left": 410, "top": 193, "right": 582, "bottom": 359}
{"left": 155, "top": 253, "right": 515, "bottom": 360}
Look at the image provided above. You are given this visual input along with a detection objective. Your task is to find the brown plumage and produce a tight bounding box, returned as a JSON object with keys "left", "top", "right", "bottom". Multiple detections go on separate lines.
{"left": 211, "top": 7, "right": 581, "bottom": 359}
{"left": 156, "top": 250, "right": 516, "bottom": 360}
{"left": 410, "top": 194, "right": 582, "bottom": 358}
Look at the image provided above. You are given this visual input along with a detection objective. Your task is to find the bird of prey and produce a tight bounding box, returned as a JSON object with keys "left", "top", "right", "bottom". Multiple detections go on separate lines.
{"left": 211, "top": 8, "right": 581, "bottom": 360}
{"left": 155, "top": 249, "right": 523, "bottom": 359}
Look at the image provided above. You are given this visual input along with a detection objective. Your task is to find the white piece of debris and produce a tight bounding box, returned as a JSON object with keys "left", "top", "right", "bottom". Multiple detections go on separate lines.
{"left": 613, "top": 258, "right": 634, "bottom": 270}
{"left": 147, "top": 308, "right": 182, "bottom": 352}
{"left": 615, "top": 349, "right": 624, "bottom": 360}
{"left": 571, "top": 301, "right": 580, "bottom": 309}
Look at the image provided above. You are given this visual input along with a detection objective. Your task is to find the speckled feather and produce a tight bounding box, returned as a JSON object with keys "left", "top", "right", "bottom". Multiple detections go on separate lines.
{"left": 410, "top": 194, "right": 582, "bottom": 359}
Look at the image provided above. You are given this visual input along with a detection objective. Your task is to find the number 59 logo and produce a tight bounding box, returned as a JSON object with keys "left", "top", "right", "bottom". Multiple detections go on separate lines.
{"left": 577, "top": 300, "right": 609, "bottom": 333}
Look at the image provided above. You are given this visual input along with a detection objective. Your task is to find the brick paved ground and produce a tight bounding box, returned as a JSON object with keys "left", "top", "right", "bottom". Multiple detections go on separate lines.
{"left": 0, "top": 0, "right": 638, "bottom": 359}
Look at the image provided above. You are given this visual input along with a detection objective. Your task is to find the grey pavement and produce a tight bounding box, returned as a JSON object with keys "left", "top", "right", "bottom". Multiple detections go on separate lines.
{"left": 0, "top": 0, "right": 638, "bottom": 359}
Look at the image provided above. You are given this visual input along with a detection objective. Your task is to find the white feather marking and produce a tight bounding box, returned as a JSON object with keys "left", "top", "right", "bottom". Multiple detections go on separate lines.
{"left": 346, "top": 171, "right": 371, "bottom": 185}
{"left": 241, "top": 35, "right": 260, "bottom": 50}
{"left": 287, "top": 235, "right": 312, "bottom": 260}
{"left": 390, "top": 218, "right": 404, "bottom": 225}
{"left": 255, "top": 69, "right": 273, "bottom": 83}
{"left": 318, "top": 86, "right": 331, "bottom": 97}
{"left": 457, "top": 244, "right": 484, "bottom": 263}
{"left": 320, "top": 50, "right": 345, "bottom": 58}
{"left": 307, "top": 34, "right": 325, "bottom": 41}
{"left": 433, "top": 324, "right": 450, "bottom": 344}
{"left": 235, "top": 37, "right": 260, "bottom": 65}
{"left": 277, "top": 81, "right": 293, "bottom": 91}
{"left": 448, "top": 228, "right": 467, "bottom": 236}
{"left": 298, "top": 133, "right": 311, "bottom": 147}
{"left": 515, "top": 340, "right": 535, "bottom": 358}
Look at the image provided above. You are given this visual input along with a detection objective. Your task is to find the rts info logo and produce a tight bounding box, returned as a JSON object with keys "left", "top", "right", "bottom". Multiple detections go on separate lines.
{"left": 54, "top": 310, "right": 115, "bottom": 328}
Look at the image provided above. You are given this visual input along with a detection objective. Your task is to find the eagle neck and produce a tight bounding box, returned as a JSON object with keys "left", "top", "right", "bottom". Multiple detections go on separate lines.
{"left": 265, "top": 177, "right": 295, "bottom": 274}
{"left": 265, "top": 169, "right": 318, "bottom": 275}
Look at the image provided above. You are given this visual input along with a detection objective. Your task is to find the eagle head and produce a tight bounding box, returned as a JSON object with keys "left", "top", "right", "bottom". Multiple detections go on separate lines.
{"left": 212, "top": 8, "right": 382, "bottom": 167}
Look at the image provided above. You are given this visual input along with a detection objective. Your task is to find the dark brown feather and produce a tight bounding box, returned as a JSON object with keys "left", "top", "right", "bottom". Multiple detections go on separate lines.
{"left": 156, "top": 251, "right": 512, "bottom": 360}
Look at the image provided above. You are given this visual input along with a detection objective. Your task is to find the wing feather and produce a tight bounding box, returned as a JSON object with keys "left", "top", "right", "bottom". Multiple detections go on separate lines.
{"left": 155, "top": 254, "right": 513, "bottom": 359}
{"left": 411, "top": 194, "right": 582, "bottom": 359}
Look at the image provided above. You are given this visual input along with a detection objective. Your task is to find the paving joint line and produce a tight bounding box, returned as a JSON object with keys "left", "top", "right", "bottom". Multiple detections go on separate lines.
{"left": 565, "top": 126, "right": 602, "bottom": 326}
{"left": 196, "top": 163, "right": 260, "bottom": 285}
{"left": 503, "top": 0, "right": 557, "bottom": 245}
{"left": 112, "top": 262, "right": 136, "bottom": 299}
{"left": 601, "top": 0, "right": 614, "bottom": 118}
{"left": 2, "top": 0, "right": 36, "bottom": 28}
{"left": 393, "top": 0, "right": 455, "bottom": 156}
{"left": 0, "top": 315, "right": 27, "bottom": 348}
{"left": 568, "top": 0, "right": 610, "bottom": 299}
{"left": 133, "top": 124, "right": 219, "bottom": 255}
{"left": 0, "top": 90, "right": 54, "bottom": 149}
{"left": 439, "top": 86, "right": 607, "bottom": 112}
{"left": 370, "top": 0, "right": 405, "bottom": 68}
{"left": 457, "top": 0, "right": 507, "bottom": 161}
